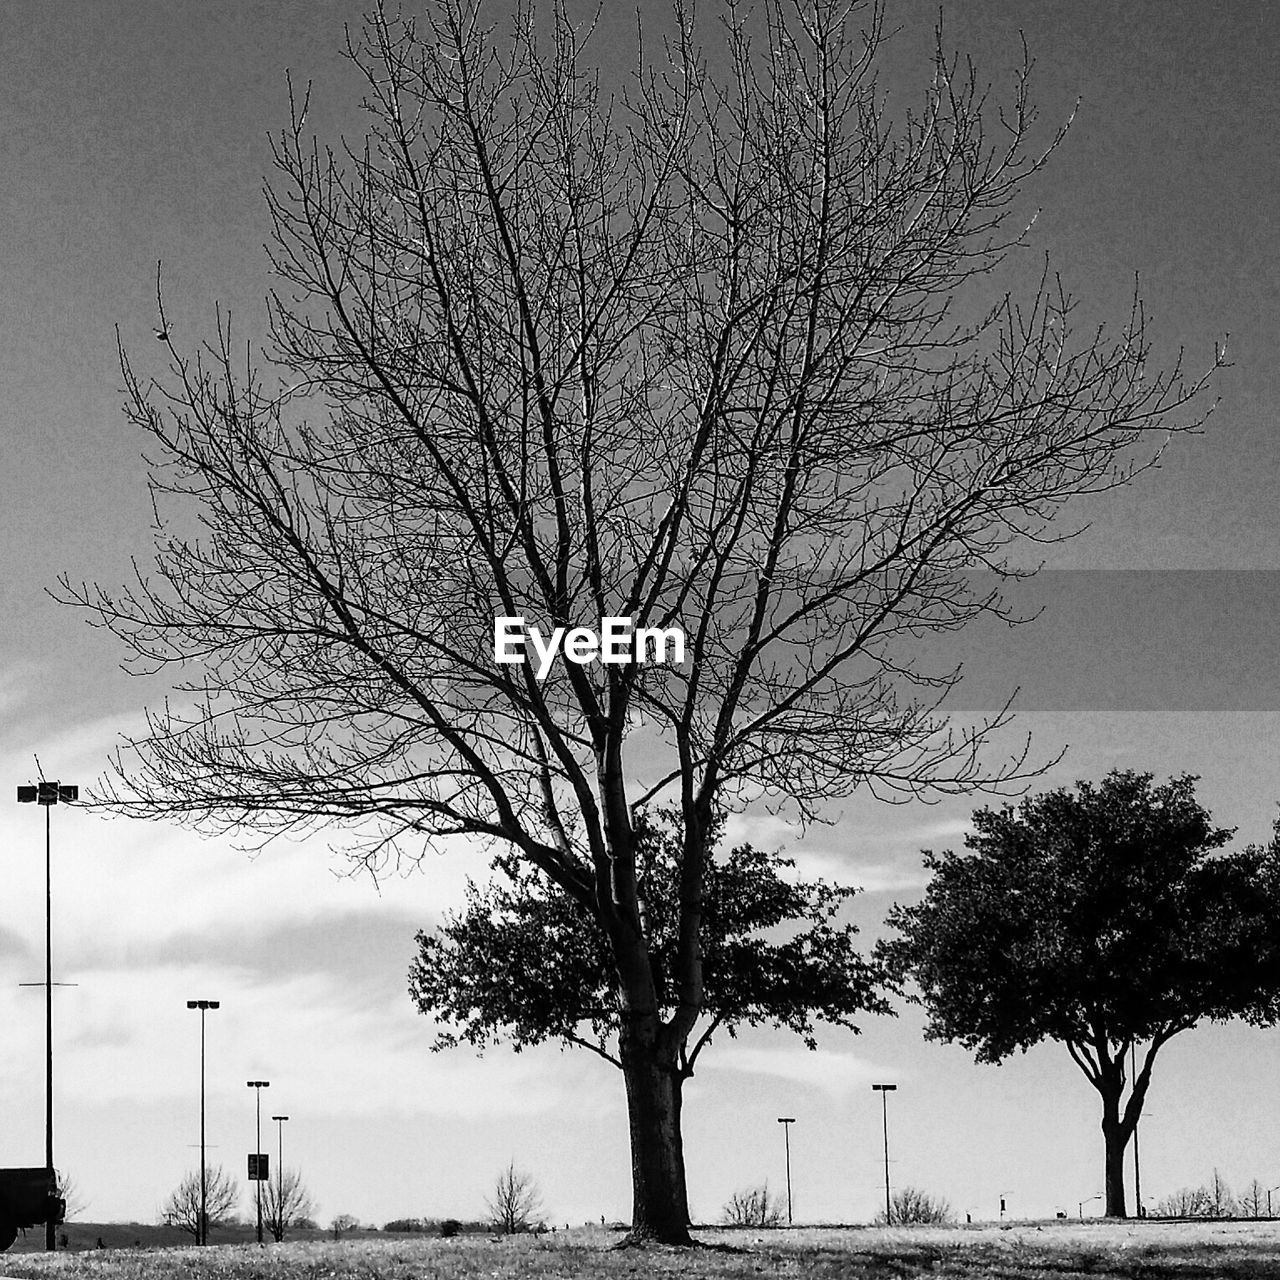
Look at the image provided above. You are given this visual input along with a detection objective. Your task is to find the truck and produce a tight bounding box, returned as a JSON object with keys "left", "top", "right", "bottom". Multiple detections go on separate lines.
{"left": 0, "top": 1168, "right": 64, "bottom": 1250}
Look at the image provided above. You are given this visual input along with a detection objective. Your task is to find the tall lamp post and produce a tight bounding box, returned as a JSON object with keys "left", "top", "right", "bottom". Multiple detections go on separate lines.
{"left": 776, "top": 1118, "right": 795, "bottom": 1226}
{"left": 1130, "top": 1043, "right": 1142, "bottom": 1217}
{"left": 185, "top": 1000, "right": 219, "bottom": 1245}
{"left": 271, "top": 1114, "right": 289, "bottom": 1241}
{"left": 871, "top": 1084, "right": 897, "bottom": 1224}
{"left": 247, "top": 1080, "right": 270, "bottom": 1244}
{"left": 17, "top": 778, "right": 77, "bottom": 1252}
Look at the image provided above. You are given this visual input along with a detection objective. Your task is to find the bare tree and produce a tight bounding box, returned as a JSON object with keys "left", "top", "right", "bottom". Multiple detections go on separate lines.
{"left": 1155, "top": 1186, "right": 1211, "bottom": 1218}
{"left": 1156, "top": 1174, "right": 1236, "bottom": 1220}
{"left": 55, "top": 1171, "right": 87, "bottom": 1224}
{"left": 721, "top": 1184, "right": 784, "bottom": 1228}
{"left": 1239, "top": 1179, "right": 1267, "bottom": 1219}
{"left": 263, "top": 1167, "right": 317, "bottom": 1242}
{"left": 1206, "top": 1169, "right": 1236, "bottom": 1218}
{"left": 161, "top": 1166, "right": 239, "bottom": 1240}
{"left": 486, "top": 1162, "right": 543, "bottom": 1234}
{"left": 66, "top": 0, "right": 1218, "bottom": 1245}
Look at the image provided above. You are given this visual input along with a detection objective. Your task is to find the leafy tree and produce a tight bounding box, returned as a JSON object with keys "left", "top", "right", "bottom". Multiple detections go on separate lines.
{"left": 722, "top": 1184, "right": 784, "bottom": 1228}
{"left": 411, "top": 810, "right": 889, "bottom": 1158}
{"left": 262, "top": 1167, "right": 317, "bottom": 1243}
{"left": 161, "top": 1166, "right": 239, "bottom": 1241}
{"left": 883, "top": 772, "right": 1280, "bottom": 1219}
{"left": 486, "top": 1162, "right": 543, "bottom": 1235}
{"left": 65, "top": 0, "right": 1216, "bottom": 1245}
{"left": 329, "top": 1213, "right": 360, "bottom": 1240}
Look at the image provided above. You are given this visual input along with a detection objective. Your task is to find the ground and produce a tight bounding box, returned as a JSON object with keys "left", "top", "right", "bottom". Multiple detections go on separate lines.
{"left": 3, "top": 1221, "right": 1280, "bottom": 1278}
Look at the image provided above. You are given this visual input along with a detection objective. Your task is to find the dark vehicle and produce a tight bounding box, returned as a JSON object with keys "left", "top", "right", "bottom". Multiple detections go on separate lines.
{"left": 0, "top": 1168, "right": 63, "bottom": 1250}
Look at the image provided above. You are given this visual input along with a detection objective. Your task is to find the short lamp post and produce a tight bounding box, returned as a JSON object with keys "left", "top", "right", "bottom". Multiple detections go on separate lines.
{"left": 185, "top": 1000, "right": 220, "bottom": 1245}
{"left": 271, "top": 1114, "right": 289, "bottom": 1240}
{"left": 1269, "top": 1186, "right": 1279, "bottom": 1218}
{"left": 1079, "top": 1193, "right": 1101, "bottom": 1220}
{"left": 247, "top": 1080, "right": 270, "bottom": 1244}
{"left": 871, "top": 1084, "right": 897, "bottom": 1224}
{"left": 17, "top": 779, "right": 77, "bottom": 1252}
{"left": 776, "top": 1118, "right": 795, "bottom": 1226}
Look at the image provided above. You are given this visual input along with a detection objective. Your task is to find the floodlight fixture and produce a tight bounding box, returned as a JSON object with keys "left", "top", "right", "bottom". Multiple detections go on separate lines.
{"left": 187, "top": 998, "right": 220, "bottom": 1245}
{"left": 871, "top": 1084, "right": 897, "bottom": 1223}
{"left": 776, "top": 1118, "right": 795, "bottom": 1226}
{"left": 247, "top": 1080, "right": 271, "bottom": 1243}
{"left": 16, "top": 777, "right": 78, "bottom": 1250}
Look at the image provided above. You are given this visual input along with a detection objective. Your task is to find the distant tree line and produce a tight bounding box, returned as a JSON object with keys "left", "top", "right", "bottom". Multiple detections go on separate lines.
{"left": 1155, "top": 1172, "right": 1279, "bottom": 1220}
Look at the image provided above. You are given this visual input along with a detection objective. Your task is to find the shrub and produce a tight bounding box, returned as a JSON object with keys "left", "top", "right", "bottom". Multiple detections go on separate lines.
{"left": 722, "top": 1184, "right": 785, "bottom": 1228}
{"left": 876, "top": 1187, "right": 954, "bottom": 1225}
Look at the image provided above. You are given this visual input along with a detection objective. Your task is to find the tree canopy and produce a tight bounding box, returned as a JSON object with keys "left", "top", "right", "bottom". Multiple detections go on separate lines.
{"left": 882, "top": 771, "right": 1280, "bottom": 1217}
{"left": 411, "top": 810, "right": 889, "bottom": 1074}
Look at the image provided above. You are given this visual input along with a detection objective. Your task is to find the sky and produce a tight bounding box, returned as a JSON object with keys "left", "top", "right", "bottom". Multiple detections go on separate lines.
{"left": 2, "top": 0, "right": 1280, "bottom": 1231}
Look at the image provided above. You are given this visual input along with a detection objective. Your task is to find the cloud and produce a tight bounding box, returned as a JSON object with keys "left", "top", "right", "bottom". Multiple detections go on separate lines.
{"left": 702, "top": 1046, "right": 898, "bottom": 1100}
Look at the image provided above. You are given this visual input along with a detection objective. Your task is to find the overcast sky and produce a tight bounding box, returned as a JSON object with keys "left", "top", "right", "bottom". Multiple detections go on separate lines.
{"left": 2, "top": 1, "right": 1280, "bottom": 1230}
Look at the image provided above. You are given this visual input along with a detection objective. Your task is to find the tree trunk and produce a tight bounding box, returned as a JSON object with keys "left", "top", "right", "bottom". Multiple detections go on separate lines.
{"left": 1101, "top": 1102, "right": 1128, "bottom": 1218}
{"left": 619, "top": 1022, "right": 692, "bottom": 1244}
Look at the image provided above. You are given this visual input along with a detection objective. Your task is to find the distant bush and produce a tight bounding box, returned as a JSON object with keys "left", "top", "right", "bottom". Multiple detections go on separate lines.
{"left": 382, "top": 1215, "right": 479, "bottom": 1237}
{"left": 722, "top": 1184, "right": 785, "bottom": 1228}
{"left": 876, "top": 1187, "right": 954, "bottom": 1225}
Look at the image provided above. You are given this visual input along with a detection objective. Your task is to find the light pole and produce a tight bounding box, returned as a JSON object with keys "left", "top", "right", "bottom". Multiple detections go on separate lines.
{"left": 271, "top": 1114, "right": 289, "bottom": 1241}
{"left": 871, "top": 1084, "right": 897, "bottom": 1224}
{"left": 17, "top": 778, "right": 77, "bottom": 1252}
{"left": 1079, "top": 1193, "right": 1101, "bottom": 1219}
{"left": 1130, "top": 1043, "right": 1142, "bottom": 1217}
{"left": 185, "top": 1000, "right": 219, "bottom": 1245}
{"left": 1269, "top": 1185, "right": 1279, "bottom": 1218}
{"left": 247, "top": 1080, "right": 270, "bottom": 1244}
{"left": 776, "top": 1118, "right": 795, "bottom": 1226}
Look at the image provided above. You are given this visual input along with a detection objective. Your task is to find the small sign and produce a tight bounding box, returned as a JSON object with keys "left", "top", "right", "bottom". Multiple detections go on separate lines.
{"left": 248, "top": 1153, "right": 269, "bottom": 1181}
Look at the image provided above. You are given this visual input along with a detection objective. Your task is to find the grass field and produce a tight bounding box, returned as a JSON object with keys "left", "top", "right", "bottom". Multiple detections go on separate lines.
{"left": 3, "top": 1221, "right": 1280, "bottom": 1279}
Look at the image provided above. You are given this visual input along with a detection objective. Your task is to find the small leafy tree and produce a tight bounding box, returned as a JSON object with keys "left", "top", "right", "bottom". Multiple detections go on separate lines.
{"left": 413, "top": 810, "right": 889, "bottom": 1177}
{"left": 263, "top": 1167, "right": 317, "bottom": 1243}
{"left": 486, "top": 1162, "right": 543, "bottom": 1235}
{"left": 878, "top": 1187, "right": 954, "bottom": 1225}
{"left": 883, "top": 772, "right": 1280, "bottom": 1218}
{"left": 722, "top": 1184, "right": 785, "bottom": 1228}
{"left": 330, "top": 1213, "right": 361, "bottom": 1240}
{"left": 162, "top": 1166, "right": 239, "bottom": 1240}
